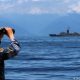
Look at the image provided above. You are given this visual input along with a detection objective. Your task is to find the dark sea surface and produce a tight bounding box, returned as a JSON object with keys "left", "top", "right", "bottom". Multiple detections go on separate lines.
{"left": 3, "top": 37, "right": 80, "bottom": 80}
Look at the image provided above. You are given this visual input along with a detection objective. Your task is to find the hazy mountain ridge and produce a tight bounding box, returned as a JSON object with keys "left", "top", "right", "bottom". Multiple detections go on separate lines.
{"left": 0, "top": 13, "right": 80, "bottom": 36}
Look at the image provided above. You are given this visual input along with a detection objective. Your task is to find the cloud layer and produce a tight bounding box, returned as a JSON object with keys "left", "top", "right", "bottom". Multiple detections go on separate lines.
{"left": 0, "top": 0, "right": 80, "bottom": 14}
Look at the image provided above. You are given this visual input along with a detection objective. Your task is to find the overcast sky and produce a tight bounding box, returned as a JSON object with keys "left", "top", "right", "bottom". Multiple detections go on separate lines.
{"left": 0, "top": 0, "right": 80, "bottom": 15}
{"left": 0, "top": 0, "right": 80, "bottom": 36}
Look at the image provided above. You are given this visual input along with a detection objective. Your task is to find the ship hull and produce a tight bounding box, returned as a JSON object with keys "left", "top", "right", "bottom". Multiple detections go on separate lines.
{"left": 49, "top": 34, "right": 80, "bottom": 37}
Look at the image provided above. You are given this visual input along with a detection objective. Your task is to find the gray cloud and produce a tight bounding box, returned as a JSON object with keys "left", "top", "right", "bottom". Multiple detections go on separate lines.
{"left": 0, "top": 0, "right": 79, "bottom": 14}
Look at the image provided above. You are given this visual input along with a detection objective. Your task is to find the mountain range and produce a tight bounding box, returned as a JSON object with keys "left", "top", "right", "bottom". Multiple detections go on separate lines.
{"left": 0, "top": 13, "right": 80, "bottom": 36}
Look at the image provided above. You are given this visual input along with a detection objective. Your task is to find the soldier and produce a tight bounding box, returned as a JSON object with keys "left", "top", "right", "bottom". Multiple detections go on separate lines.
{"left": 0, "top": 27, "right": 20, "bottom": 80}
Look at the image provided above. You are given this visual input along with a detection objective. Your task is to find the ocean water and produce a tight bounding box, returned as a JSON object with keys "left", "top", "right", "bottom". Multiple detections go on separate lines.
{"left": 3, "top": 37, "right": 80, "bottom": 80}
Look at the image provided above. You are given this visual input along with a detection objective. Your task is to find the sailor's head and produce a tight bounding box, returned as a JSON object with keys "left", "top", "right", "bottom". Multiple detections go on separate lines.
{"left": 0, "top": 27, "right": 15, "bottom": 43}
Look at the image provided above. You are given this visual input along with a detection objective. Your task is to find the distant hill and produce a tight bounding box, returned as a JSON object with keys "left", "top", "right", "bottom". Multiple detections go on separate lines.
{"left": 0, "top": 13, "right": 80, "bottom": 36}
{"left": 44, "top": 13, "right": 80, "bottom": 36}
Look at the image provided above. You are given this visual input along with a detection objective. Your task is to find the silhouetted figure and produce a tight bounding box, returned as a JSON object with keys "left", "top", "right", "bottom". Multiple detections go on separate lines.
{"left": 0, "top": 27, "right": 20, "bottom": 80}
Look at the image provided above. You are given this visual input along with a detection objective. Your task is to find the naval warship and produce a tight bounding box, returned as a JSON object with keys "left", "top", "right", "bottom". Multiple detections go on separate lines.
{"left": 49, "top": 29, "right": 80, "bottom": 37}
